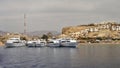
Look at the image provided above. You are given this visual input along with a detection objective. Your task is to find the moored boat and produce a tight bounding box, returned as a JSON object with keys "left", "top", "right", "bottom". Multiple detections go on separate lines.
{"left": 47, "top": 39, "right": 60, "bottom": 47}
{"left": 5, "top": 37, "right": 26, "bottom": 48}
{"left": 59, "top": 38, "right": 78, "bottom": 47}
{"left": 26, "top": 40, "right": 46, "bottom": 47}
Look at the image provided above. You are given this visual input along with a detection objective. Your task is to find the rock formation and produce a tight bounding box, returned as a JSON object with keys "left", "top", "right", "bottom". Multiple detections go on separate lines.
{"left": 61, "top": 21, "right": 120, "bottom": 40}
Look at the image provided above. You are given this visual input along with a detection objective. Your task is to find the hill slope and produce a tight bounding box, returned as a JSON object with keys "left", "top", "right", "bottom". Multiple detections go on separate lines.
{"left": 27, "top": 30, "right": 60, "bottom": 36}
{"left": 62, "top": 21, "right": 120, "bottom": 39}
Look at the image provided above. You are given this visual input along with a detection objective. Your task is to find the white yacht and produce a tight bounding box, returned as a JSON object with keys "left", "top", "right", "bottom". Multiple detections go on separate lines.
{"left": 26, "top": 40, "right": 46, "bottom": 47}
{"left": 47, "top": 39, "right": 60, "bottom": 47}
{"left": 59, "top": 38, "right": 78, "bottom": 47}
{"left": 5, "top": 37, "right": 26, "bottom": 48}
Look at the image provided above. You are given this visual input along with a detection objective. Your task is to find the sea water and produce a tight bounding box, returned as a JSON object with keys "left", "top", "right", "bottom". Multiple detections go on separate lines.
{"left": 0, "top": 44, "right": 120, "bottom": 68}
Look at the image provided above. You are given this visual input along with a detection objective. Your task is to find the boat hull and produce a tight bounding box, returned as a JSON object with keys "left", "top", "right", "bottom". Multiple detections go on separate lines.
{"left": 47, "top": 43, "right": 60, "bottom": 47}
{"left": 27, "top": 43, "right": 45, "bottom": 47}
{"left": 60, "top": 42, "right": 77, "bottom": 47}
{"left": 5, "top": 43, "right": 26, "bottom": 48}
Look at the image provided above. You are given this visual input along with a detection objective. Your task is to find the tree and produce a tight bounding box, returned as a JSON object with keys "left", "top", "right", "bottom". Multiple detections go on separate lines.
{"left": 47, "top": 32, "right": 53, "bottom": 39}
{"left": 20, "top": 36, "right": 27, "bottom": 40}
{"left": 41, "top": 34, "right": 48, "bottom": 41}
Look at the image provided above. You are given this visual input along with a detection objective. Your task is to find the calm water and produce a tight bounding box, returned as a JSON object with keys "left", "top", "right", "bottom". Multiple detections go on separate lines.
{"left": 0, "top": 44, "right": 120, "bottom": 68}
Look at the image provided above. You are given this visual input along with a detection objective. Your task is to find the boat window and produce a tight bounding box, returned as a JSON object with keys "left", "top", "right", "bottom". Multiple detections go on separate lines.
{"left": 67, "top": 41, "right": 70, "bottom": 42}
{"left": 48, "top": 41, "right": 54, "bottom": 43}
{"left": 13, "top": 41, "right": 19, "bottom": 43}
{"left": 61, "top": 41, "right": 66, "bottom": 43}
{"left": 33, "top": 42, "right": 36, "bottom": 43}
{"left": 41, "top": 42, "right": 45, "bottom": 43}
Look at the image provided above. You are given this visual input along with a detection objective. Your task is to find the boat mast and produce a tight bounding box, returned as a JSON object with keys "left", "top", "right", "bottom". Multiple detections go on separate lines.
{"left": 24, "top": 14, "right": 27, "bottom": 34}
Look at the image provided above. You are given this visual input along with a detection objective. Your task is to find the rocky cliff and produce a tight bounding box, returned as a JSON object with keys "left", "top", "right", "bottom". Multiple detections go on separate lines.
{"left": 62, "top": 21, "right": 120, "bottom": 39}
{"left": 62, "top": 25, "right": 91, "bottom": 35}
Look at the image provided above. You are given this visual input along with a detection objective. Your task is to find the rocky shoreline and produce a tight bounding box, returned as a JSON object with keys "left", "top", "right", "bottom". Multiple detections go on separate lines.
{"left": 1, "top": 21, "right": 120, "bottom": 46}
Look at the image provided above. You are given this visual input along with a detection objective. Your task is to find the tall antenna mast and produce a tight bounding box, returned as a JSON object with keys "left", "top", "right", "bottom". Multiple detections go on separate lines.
{"left": 24, "top": 14, "right": 26, "bottom": 34}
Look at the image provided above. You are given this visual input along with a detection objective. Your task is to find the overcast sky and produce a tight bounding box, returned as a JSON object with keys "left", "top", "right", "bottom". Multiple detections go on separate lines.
{"left": 0, "top": 0, "right": 120, "bottom": 32}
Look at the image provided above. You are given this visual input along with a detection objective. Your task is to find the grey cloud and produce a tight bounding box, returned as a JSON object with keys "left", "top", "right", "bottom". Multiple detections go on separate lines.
{"left": 0, "top": 0, "right": 120, "bottom": 32}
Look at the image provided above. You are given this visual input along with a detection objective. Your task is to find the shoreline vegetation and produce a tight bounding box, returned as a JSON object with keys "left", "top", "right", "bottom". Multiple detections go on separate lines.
{"left": 1, "top": 21, "right": 120, "bottom": 46}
